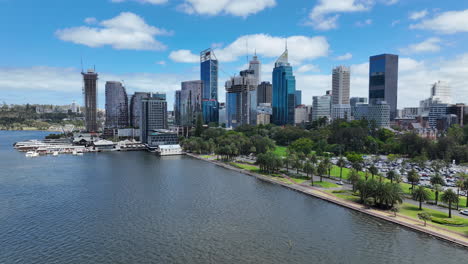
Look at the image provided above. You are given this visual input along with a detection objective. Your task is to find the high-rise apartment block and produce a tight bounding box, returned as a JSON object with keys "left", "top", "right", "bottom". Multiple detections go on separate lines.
{"left": 332, "top": 66, "right": 350, "bottom": 105}
{"left": 141, "top": 93, "right": 168, "bottom": 144}
{"left": 257, "top": 81, "right": 272, "bottom": 105}
{"left": 130, "top": 92, "right": 151, "bottom": 128}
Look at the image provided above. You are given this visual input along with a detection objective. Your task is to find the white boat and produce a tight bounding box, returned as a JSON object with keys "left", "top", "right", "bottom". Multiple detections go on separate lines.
{"left": 72, "top": 150, "right": 77, "bottom": 155}
{"left": 26, "top": 151, "right": 39, "bottom": 157}
{"left": 77, "top": 152, "right": 83, "bottom": 156}
{"left": 52, "top": 151, "right": 59, "bottom": 156}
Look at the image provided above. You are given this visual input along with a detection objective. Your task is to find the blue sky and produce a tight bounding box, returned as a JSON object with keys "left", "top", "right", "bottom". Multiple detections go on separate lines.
{"left": 1, "top": 0, "right": 468, "bottom": 109}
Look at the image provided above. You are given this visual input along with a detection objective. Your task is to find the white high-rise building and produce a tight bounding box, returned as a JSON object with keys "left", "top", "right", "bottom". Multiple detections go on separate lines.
{"left": 249, "top": 52, "right": 261, "bottom": 86}
{"left": 431, "top": 81, "right": 450, "bottom": 104}
{"left": 332, "top": 66, "right": 350, "bottom": 105}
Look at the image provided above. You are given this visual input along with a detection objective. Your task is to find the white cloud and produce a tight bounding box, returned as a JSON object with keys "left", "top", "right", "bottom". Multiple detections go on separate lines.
{"left": 156, "top": 60, "right": 166, "bottom": 65}
{"left": 307, "top": 0, "right": 373, "bottom": 30}
{"left": 399, "top": 37, "right": 441, "bottom": 54}
{"left": 169, "top": 34, "right": 329, "bottom": 65}
{"left": 84, "top": 17, "right": 98, "bottom": 24}
{"left": 56, "top": 12, "right": 172, "bottom": 51}
{"left": 335, "top": 53, "right": 353, "bottom": 60}
{"left": 111, "top": 0, "right": 168, "bottom": 4}
{"left": 409, "top": 9, "right": 428, "bottom": 20}
{"left": 0, "top": 66, "right": 193, "bottom": 109}
{"left": 381, "top": 0, "right": 398, "bottom": 5}
{"left": 355, "top": 19, "right": 372, "bottom": 27}
{"left": 297, "top": 64, "right": 320, "bottom": 73}
{"left": 410, "top": 9, "right": 468, "bottom": 34}
{"left": 178, "top": 0, "right": 276, "bottom": 17}
{"left": 169, "top": 49, "right": 200, "bottom": 63}
{"left": 391, "top": 20, "right": 400, "bottom": 27}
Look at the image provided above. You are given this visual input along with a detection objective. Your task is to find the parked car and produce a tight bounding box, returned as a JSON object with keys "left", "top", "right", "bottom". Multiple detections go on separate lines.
{"left": 460, "top": 210, "right": 468, "bottom": 216}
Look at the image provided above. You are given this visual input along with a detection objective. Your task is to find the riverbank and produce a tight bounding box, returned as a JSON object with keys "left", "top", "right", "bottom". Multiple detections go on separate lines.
{"left": 187, "top": 153, "right": 468, "bottom": 248}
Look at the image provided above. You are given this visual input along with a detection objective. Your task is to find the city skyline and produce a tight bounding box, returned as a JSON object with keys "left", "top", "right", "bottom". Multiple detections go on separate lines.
{"left": 1, "top": 0, "right": 468, "bottom": 109}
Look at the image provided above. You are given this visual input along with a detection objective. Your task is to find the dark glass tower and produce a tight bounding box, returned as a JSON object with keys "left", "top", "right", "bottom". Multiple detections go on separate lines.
{"left": 369, "top": 54, "right": 398, "bottom": 120}
{"left": 200, "top": 49, "right": 219, "bottom": 124}
{"left": 272, "top": 48, "right": 296, "bottom": 125}
{"left": 105, "top": 81, "right": 128, "bottom": 129}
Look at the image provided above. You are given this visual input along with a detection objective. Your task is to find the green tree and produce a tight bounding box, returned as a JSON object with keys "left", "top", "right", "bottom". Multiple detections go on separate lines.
{"left": 317, "top": 161, "right": 327, "bottom": 182}
{"left": 418, "top": 212, "right": 432, "bottom": 226}
{"left": 440, "top": 189, "right": 459, "bottom": 218}
{"left": 322, "top": 157, "right": 332, "bottom": 178}
{"left": 413, "top": 186, "right": 431, "bottom": 210}
{"left": 387, "top": 170, "right": 397, "bottom": 183}
{"left": 292, "top": 155, "right": 303, "bottom": 174}
{"left": 348, "top": 169, "right": 361, "bottom": 192}
{"left": 303, "top": 162, "right": 315, "bottom": 186}
{"left": 288, "top": 137, "right": 314, "bottom": 155}
{"left": 407, "top": 169, "right": 420, "bottom": 193}
{"left": 432, "top": 184, "right": 444, "bottom": 206}
{"left": 194, "top": 114, "right": 204, "bottom": 137}
{"left": 464, "top": 177, "right": 468, "bottom": 207}
{"left": 455, "top": 178, "right": 465, "bottom": 210}
{"left": 336, "top": 156, "right": 346, "bottom": 180}
{"left": 369, "top": 165, "right": 378, "bottom": 180}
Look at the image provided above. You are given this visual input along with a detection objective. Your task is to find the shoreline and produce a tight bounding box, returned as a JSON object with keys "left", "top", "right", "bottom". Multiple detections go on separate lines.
{"left": 187, "top": 153, "right": 468, "bottom": 249}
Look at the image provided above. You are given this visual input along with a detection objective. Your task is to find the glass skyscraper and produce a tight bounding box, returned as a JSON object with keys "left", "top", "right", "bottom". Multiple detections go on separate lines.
{"left": 200, "top": 49, "right": 219, "bottom": 124}
{"left": 272, "top": 48, "right": 296, "bottom": 125}
{"left": 105, "top": 81, "right": 128, "bottom": 129}
{"left": 369, "top": 54, "right": 398, "bottom": 120}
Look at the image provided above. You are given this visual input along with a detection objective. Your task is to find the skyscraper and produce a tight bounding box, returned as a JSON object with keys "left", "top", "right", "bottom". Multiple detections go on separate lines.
{"left": 82, "top": 69, "right": 98, "bottom": 132}
{"left": 249, "top": 52, "right": 261, "bottom": 86}
{"left": 140, "top": 93, "right": 168, "bottom": 144}
{"left": 105, "top": 81, "right": 129, "bottom": 129}
{"left": 130, "top": 92, "right": 151, "bottom": 128}
{"left": 225, "top": 69, "right": 257, "bottom": 128}
{"left": 332, "top": 66, "right": 350, "bottom": 105}
{"left": 257, "top": 81, "right": 272, "bottom": 105}
{"left": 272, "top": 47, "right": 296, "bottom": 125}
{"left": 177, "top": 80, "right": 203, "bottom": 126}
{"left": 200, "top": 48, "right": 219, "bottom": 124}
{"left": 369, "top": 54, "right": 399, "bottom": 120}
{"left": 295, "top": 90, "right": 302, "bottom": 106}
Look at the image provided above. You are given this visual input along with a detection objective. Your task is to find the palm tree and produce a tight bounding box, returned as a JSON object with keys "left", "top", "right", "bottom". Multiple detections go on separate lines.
{"left": 348, "top": 169, "right": 361, "bottom": 192}
{"left": 308, "top": 153, "right": 318, "bottom": 166}
{"left": 407, "top": 169, "right": 420, "bottom": 193}
{"left": 323, "top": 157, "right": 332, "bottom": 178}
{"left": 441, "top": 189, "right": 459, "bottom": 218}
{"left": 304, "top": 162, "right": 316, "bottom": 186}
{"left": 455, "top": 179, "right": 464, "bottom": 210}
{"left": 352, "top": 161, "right": 363, "bottom": 172}
{"left": 337, "top": 156, "right": 346, "bottom": 180}
{"left": 418, "top": 212, "right": 432, "bottom": 227}
{"left": 387, "top": 170, "right": 397, "bottom": 183}
{"left": 292, "top": 156, "right": 302, "bottom": 174}
{"left": 317, "top": 161, "right": 327, "bottom": 182}
{"left": 369, "top": 165, "right": 378, "bottom": 180}
{"left": 430, "top": 173, "right": 445, "bottom": 186}
{"left": 432, "top": 184, "right": 443, "bottom": 206}
{"left": 378, "top": 183, "right": 404, "bottom": 209}
{"left": 464, "top": 177, "right": 468, "bottom": 208}
{"left": 412, "top": 186, "right": 431, "bottom": 210}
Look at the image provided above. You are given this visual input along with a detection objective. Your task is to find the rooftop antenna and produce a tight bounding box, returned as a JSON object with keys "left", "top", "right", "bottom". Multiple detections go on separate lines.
{"left": 285, "top": 38, "right": 288, "bottom": 51}
{"left": 246, "top": 38, "right": 249, "bottom": 64}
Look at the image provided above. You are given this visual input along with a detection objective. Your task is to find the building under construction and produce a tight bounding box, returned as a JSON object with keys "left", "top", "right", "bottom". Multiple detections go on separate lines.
{"left": 82, "top": 69, "right": 99, "bottom": 132}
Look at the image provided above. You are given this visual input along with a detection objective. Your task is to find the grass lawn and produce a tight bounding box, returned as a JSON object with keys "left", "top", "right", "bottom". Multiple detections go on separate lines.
{"left": 229, "top": 162, "right": 260, "bottom": 173}
{"left": 313, "top": 181, "right": 340, "bottom": 188}
{"left": 326, "top": 190, "right": 360, "bottom": 202}
{"left": 273, "top": 146, "right": 287, "bottom": 157}
{"left": 398, "top": 203, "right": 468, "bottom": 234}
{"left": 290, "top": 178, "right": 308, "bottom": 184}
{"left": 201, "top": 155, "right": 214, "bottom": 159}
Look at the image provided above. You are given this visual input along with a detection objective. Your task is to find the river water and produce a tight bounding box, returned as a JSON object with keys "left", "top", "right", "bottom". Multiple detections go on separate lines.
{"left": 1, "top": 131, "right": 467, "bottom": 263}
